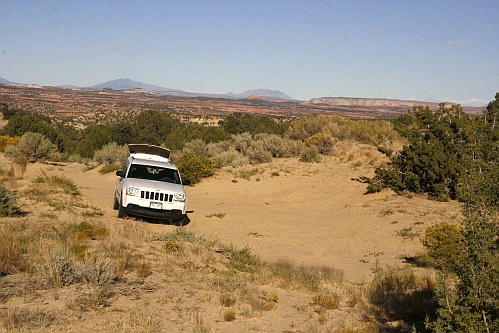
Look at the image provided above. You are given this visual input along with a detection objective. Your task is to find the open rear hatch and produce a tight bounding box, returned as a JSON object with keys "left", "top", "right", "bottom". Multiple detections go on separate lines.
{"left": 129, "top": 144, "right": 171, "bottom": 159}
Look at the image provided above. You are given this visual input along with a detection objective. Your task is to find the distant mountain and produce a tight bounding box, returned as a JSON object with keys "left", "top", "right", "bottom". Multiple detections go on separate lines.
{"left": 88, "top": 78, "right": 186, "bottom": 95}
{"left": 86, "top": 79, "right": 294, "bottom": 100}
{"left": 227, "top": 89, "right": 293, "bottom": 100}
{"left": 0, "top": 77, "right": 16, "bottom": 84}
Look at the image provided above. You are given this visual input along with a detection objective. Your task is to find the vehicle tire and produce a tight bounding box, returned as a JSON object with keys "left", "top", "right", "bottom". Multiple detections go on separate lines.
{"left": 113, "top": 196, "right": 119, "bottom": 210}
{"left": 118, "top": 199, "right": 127, "bottom": 218}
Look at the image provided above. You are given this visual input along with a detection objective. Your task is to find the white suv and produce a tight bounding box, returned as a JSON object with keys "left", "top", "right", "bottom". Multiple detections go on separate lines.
{"left": 114, "top": 144, "right": 190, "bottom": 222}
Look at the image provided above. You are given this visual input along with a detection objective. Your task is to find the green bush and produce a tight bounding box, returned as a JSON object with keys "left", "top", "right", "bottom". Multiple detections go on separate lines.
{"left": 74, "top": 124, "right": 112, "bottom": 159}
{"left": 422, "top": 222, "right": 464, "bottom": 272}
{"left": 99, "top": 163, "right": 122, "bottom": 175}
{"left": 0, "top": 183, "right": 22, "bottom": 217}
{"left": 176, "top": 153, "right": 215, "bottom": 184}
{"left": 220, "top": 112, "right": 288, "bottom": 135}
{"left": 5, "top": 132, "right": 58, "bottom": 163}
{"left": 368, "top": 98, "right": 499, "bottom": 202}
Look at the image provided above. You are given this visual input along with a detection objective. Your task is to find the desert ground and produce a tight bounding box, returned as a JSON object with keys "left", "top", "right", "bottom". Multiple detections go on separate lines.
{"left": 57, "top": 147, "right": 460, "bottom": 282}
{"left": 0, "top": 145, "right": 461, "bottom": 332}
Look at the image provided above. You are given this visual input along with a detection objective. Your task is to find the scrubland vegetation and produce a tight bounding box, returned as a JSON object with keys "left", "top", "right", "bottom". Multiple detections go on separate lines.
{"left": 0, "top": 94, "right": 498, "bottom": 332}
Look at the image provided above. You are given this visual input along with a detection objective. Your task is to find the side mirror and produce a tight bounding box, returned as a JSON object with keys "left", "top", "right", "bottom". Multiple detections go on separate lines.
{"left": 116, "top": 170, "right": 125, "bottom": 178}
{"left": 182, "top": 179, "right": 191, "bottom": 186}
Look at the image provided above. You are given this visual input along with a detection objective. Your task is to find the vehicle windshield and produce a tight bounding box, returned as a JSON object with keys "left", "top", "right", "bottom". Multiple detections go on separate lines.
{"left": 127, "top": 164, "right": 181, "bottom": 184}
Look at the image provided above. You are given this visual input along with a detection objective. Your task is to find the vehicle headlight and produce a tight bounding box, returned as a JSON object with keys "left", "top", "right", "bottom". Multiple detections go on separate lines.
{"left": 174, "top": 192, "right": 186, "bottom": 202}
{"left": 126, "top": 187, "right": 141, "bottom": 197}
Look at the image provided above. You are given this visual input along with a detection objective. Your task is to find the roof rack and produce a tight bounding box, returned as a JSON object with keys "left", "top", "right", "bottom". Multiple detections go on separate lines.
{"left": 128, "top": 144, "right": 171, "bottom": 159}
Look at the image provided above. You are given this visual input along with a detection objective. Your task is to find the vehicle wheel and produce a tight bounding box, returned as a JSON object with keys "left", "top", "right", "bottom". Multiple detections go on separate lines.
{"left": 113, "top": 196, "right": 119, "bottom": 210}
{"left": 118, "top": 200, "right": 127, "bottom": 218}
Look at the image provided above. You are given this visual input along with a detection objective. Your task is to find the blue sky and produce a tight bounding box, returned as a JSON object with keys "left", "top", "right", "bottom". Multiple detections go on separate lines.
{"left": 1, "top": 0, "right": 498, "bottom": 106}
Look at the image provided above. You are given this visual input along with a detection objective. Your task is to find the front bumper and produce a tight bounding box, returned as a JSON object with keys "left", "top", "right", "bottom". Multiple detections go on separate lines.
{"left": 123, "top": 204, "right": 185, "bottom": 221}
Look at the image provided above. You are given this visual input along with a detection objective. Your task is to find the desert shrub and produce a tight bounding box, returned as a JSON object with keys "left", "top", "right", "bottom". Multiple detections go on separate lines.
{"left": 93, "top": 142, "right": 129, "bottom": 165}
{"left": 246, "top": 141, "right": 273, "bottom": 164}
{"left": 220, "top": 112, "right": 288, "bottom": 135}
{"left": 220, "top": 293, "right": 237, "bottom": 307}
{"left": 300, "top": 145, "right": 321, "bottom": 163}
{"left": 176, "top": 153, "right": 215, "bottom": 184}
{"left": 1, "top": 113, "right": 64, "bottom": 150}
{"left": 223, "top": 245, "right": 261, "bottom": 273}
{"left": 41, "top": 248, "right": 75, "bottom": 287}
{"left": 288, "top": 115, "right": 401, "bottom": 146}
{"left": 74, "top": 254, "right": 116, "bottom": 285}
{"left": 223, "top": 310, "right": 236, "bottom": 322}
{"left": 305, "top": 132, "right": 338, "bottom": 155}
{"left": 422, "top": 222, "right": 464, "bottom": 272}
{"left": 67, "top": 153, "right": 90, "bottom": 164}
{"left": 287, "top": 115, "right": 335, "bottom": 140}
{"left": 48, "top": 174, "right": 81, "bottom": 196}
{"left": 205, "top": 140, "right": 233, "bottom": 157}
{"left": 430, "top": 209, "right": 499, "bottom": 333}
{"left": 0, "top": 135, "right": 21, "bottom": 152}
{"left": 312, "top": 292, "right": 341, "bottom": 310}
{"left": 5, "top": 132, "right": 58, "bottom": 163}
{"left": 212, "top": 149, "right": 249, "bottom": 168}
{"left": 268, "top": 259, "right": 344, "bottom": 291}
{"left": 99, "top": 163, "right": 121, "bottom": 175}
{"left": 182, "top": 138, "right": 208, "bottom": 156}
{"left": 70, "top": 221, "right": 109, "bottom": 241}
{"left": 369, "top": 268, "right": 436, "bottom": 324}
{"left": 231, "top": 132, "right": 253, "bottom": 153}
{"left": 253, "top": 133, "right": 300, "bottom": 158}
{"left": 0, "top": 183, "right": 22, "bottom": 217}
{"left": 135, "top": 260, "right": 152, "bottom": 278}
{"left": 162, "top": 240, "right": 183, "bottom": 253}
{"left": 368, "top": 97, "right": 499, "bottom": 202}
{"left": 74, "top": 124, "right": 113, "bottom": 159}
{"left": 157, "top": 227, "right": 206, "bottom": 244}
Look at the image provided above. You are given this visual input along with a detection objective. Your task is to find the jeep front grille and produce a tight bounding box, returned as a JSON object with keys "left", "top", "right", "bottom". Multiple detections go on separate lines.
{"left": 140, "top": 191, "right": 173, "bottom": 202}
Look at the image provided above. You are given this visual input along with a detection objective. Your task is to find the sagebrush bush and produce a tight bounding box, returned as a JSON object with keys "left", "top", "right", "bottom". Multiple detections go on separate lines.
{"left": 231, "top": 132, "right": 253, "bottom": 153}
{"left": 212, "top": 149, "right": 249, "bottom": 168}
{"left": 176, "top": 153, "right": 214, "bottom": 184}
{"left": 74, "top": 254, "right": 116, "bottom": 285}
{"left": 246, "top": 141, "right": 273, "bottom": 164}
{"left": 41, "top": 248, "right": 75, "bottom": 287}
{"left": 205, "top": 140, "right": 233, "bottom": 157}
{"left": 93, "top": 142, "right": 129, "bottom": 165}
{"left": 300, "top": 145, "right": 322, "bottom": 163}
{"left": 287, "top": 115, "right": 401, "bottom": 145}
{"left": 5, "top": 132, "right": 58, "bottom": 163}
{"left": 253, "top": 133, "right": 300, "bottom": 158}
{"left": 182, "top": 138, "right": 208, "bottom": 156}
